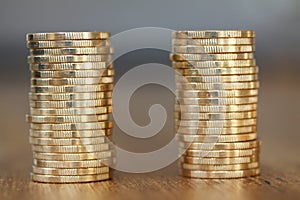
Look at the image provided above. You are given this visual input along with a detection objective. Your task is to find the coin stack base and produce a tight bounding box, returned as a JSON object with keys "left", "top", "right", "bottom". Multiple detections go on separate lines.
{"left": 26, "top": 32, "right": 114, "bottom": 183}
{"left": 172, "top": 30, "right": 261, "bottom": 179}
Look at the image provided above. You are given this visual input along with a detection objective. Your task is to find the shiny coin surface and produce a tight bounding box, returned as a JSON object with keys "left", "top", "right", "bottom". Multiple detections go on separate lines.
{"left": 27, "top": 32, "right": 110, "bottom": 41}
{"left": 29, "top": 137, "right": 106, "bottom": 145}
{"left": 30, "top": 62, "right": 110, "bottom": 71}
{"left": 173, "top": 30, "right": 255, "bottom": 39}
{"left": 176, "top": 74, "right": 258, "bottom": 83}
{"left": 30, "top": 107, "right": 111, "bottom": 116}
{"left": 172, "top": 38, "right": 255, "bottom": 46}
{"left": 176, "top": 96, "right": 258, "bottom": 105}
{"left": 29, "top": 99, "right": 112, "bottom": 108}
{"left": 28, "top": 55, "right": 112, "bottom": 63}
{"left": 29, "top": 92, "right": 112, "bottom": 101}
{"left": 32, "top": 151, "right": 112, "bottom": 161}
{"left": 173, "top": 60, "right": 256, "bottom": 68}
{"left": 175, "top": 67, "right": 258, "bottom": 76}
{"left": 170, "top": 53, "right": 254, "bottom": 61}
{"left": 31, "top": 77, "right": 113, "bottom": 85}
{"left": 179, "top": 168, "right": 260, "bottom": 178}
{"left": 176, "top": 81, "right": 259, "bottom": 90}
{"left": 31, "top": 173, "right": 110, "bottom": 183}
{"left": 181, "top": 155, "right": 259, "bottom": 165}
{"left": 180, "top": 148, "right": 259, "bottom": 158}
{"left": 175, "top": 89, "right": 258, "bottom": 98}
{"left": 177, "top": 133, "right": 258, "bottom": 143}
{"left": 30, "top": 121, "right": 113, "bottom": 130}
{"left": 176, "top": 118, "right": 257, "bottom": 127}
{"left": 30, "top": 47, "right": 114, "bottom": 55}
{"left": 173, "top": 45, "right": 255, "bottom": 53}
{"left": 175, "top": 111, "right": 257, "bottom": 120}
{"left": 180, "top": 162, "right": 259, "bottom": 171}
{"left": 32, "top": 166, "right": 109, "bottom": 176}
{"left": 175, "top": 104, "right": 257, "bottom": 112}
{"left": 31, "top": 84, "right": 113, "bottom": 93}
{"left": 27, "top": 114, "right": 109, "bottom": 123}
{"left": 31, "top": 143, "right": 110, "bottom": 153}
{"left": 30, "top": 129, "right": 112, "bottom": 138}
{"left": 31, "top": 70, "right": 114, "bottom": 78}
{"left": 27, "top": 40, "right": 111, "bottom": 49}
{"left": 179, "top": 140, "right": 261, "bottom": 150}
{"left": 176, "top": 126, "right": 256, "bottom": 135}
{"left": 33, "top": 158, "right": 112, "bottom": 168}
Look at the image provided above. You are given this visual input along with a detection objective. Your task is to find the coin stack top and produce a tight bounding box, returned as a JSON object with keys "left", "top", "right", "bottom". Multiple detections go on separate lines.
{"left": 171, "top": 30, "right": 261, "bottom": 179}
{"left": 26, "top": 32, "right": 114, "bottom": 183}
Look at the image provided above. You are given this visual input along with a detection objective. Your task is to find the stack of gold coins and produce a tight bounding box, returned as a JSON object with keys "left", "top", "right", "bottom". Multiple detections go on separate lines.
{"left": 171, "top": 30, "right": 261, "bottom": 178}
{"left": 26, "top": 32, "right": 114, "bottom": 183}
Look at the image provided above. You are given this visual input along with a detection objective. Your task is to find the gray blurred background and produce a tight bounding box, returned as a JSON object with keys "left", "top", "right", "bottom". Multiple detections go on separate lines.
{"left": 0, "top": 0, "right": 299, "bottom": 177}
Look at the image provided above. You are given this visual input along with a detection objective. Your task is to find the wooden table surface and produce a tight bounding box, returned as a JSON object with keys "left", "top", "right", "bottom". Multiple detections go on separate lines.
{"left": 0, "top": 76, "right": 299, "bottom": 200}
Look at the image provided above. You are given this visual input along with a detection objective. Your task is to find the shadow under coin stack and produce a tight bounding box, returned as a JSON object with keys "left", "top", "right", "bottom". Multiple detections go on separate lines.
{"left": 171, "top": 30, "right": 261, "bottom": 178}
{"left": 26, "top": 32, "right": 114, "bottom": 183}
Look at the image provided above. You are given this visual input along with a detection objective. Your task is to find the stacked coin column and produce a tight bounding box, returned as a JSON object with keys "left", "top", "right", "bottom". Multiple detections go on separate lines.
{"left": 171, "top": 30, "right": 261, "bottom": 178}
{"left": 26, "top": 32, "right": 114, "bottom": 183}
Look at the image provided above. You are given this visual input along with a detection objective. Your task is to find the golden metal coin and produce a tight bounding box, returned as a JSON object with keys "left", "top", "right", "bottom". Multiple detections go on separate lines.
{"left": 30, "top": 47, "right": 114, "bottom": 55}
{"left": 175, "top": 89, "right": 258, "bottom": 98}
{"left": 173, "top": 45, "right": 255, "bottom": 53}
{"left": 30, "top": 129, "right": 112, "bottom": 138}
{"left": 27, "top": 40, "right": 111, "bottom": 48}
{"left": 29, "top": 92, "right": 112, "bottom": 101}
{"left": 32, "top": 166, "right": 110, "bottom": 176}
{"left": 176, "top": 74, "right": 258, "bottom": 83}
{"left": 30, "top": 107, "right": 111, "bottom": 116}
{"left": 32, "top": 69, "right": 114, "bottom": 78}
{"left": 179, "top": 168, "right": 260, "bottom": 178}
{"left": 176, "top": 81, "right": 259, "bottom": 90}
{"left": 30, "top": 121, "right": 113, "bottom": 130}
{"left": 33, "top": 158, "right": 112, "bottom": 168}
{"left": 172, "top": 38, "right": 255, "bottom": 46}
{"left": 177, "top": 133, "right": 258, "bottom": 143}
{"left": 31, "top": 84, "right": 113, "bottom": 93}
{"left": 173, "top": 30, "right": 255, "bottom": 39}
{"left": 180, "top": 162, "right": 259, "bottom": 171}
{"left": 180, "top": 148, "right": 259, "bottom": 158}
{"left": 179, "top": 140, "right": 261, "bottom": 150}
{"left": 29, "top": 137, "right": 106, "bottom": 145}
{"left": 32, "top": 151, "right": 112, "bottom": 161}
{"left": 30, "top": 62, "right": 110, "bottom": 71}
{"left": 176, "top": 118, "right": 257, "bottom": 128}
{"left": 31, "top": 143, "right": 110, "bottom": 153}
{"left": 176, "top": 126, "right": 256, "bottom": 135}
{"left": 170, "top": 53, "right": 254, "bottom": 61}
{"left": 27, "top": 32, "right": 110, "bottom": 41}
{"left": 176, "top": 96, "right": 258, "bottom": 105}
{"left": 31, "top": 77, "right": 113, "bottom": 85}
{"left": 180, "top": 155, "right": 259, "bottom": 165}
{"left": 27, "top": 114, "right": 109, "bottom": 123}
{"left": 175, "top": 104, "right": 257, "bottom": 112}
{"left": 173, "top": 60, "right": 256, "bottom": 68}
{"left": 28, "top": 55, "right": 112, "bottom": 63}
{"left": 175, "top": 111, "right": 257, "bottom": 120}
{"left": 175, "top": 67, "right": 258, "bottom": 76}
{"left": 29, "top": 99, "right": 112, "bottom": 108}
{"left": 31, "top": 173, "right": 110, "bottom": 183}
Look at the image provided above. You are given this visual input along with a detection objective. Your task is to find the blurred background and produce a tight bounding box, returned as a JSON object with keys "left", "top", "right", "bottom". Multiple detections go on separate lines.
{"left": 0, "top": 0, "right": 299, "bottom": 178}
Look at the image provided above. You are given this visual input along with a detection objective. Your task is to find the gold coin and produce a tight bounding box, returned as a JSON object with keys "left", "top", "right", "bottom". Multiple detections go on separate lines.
{"left": 176, "top": 81, "right": 259, "bottom": 90}
{"left": 32, "top": 166, "right": 110, "bottom": 176}
{"left": 180, "top": 155, "right": 258, "bottom": 165}
{"left": 27, "top": 40, "right": 111, "bottom": 49}
{"left": 29, "top": 137, "right": 106, "bottom": 145}
{"left": 180, "top": 162, "right": 259, "bottom": 171}
{"left": 27, "top": 32, "right": 110, "bottom": 41}
{"left": 30, "top": 47, "right": 114, "bottom": 55}
{"left": 173, "top": 30, "right": 255, "bottom": 39}
{"left": 30, "top": 121, "right": 113, "bottom": 130}
{"left": 175, "top": 67, "right": 259, "bottom": 76}
{"left": 173, "top": 60, "right": 256, "bottom": 68}
{"left": 32, "top": 69, "right": 114, "bottom": 78}
{"left": 175, "top": 89, "right": 258, "bottom": 98}
{"left": 33, "top": 158, "right": 112, "bottom": 168}
{"left": 30, "top": 129, "right": 112, "bottom": 138}
{"left": 179, "top": 140, "right": 261, "bottom": 150}
{"left": 29, "top": 99, "right": 112, "bottom": 108}
{"left": 30, "top": 62, "right": 110, "bottom": 71}
{"left": 176, "top": 126, "right": 256, "bottom": 135}
{"left": 177, "top": 133, "right": 258, "bottom": 143}
{"left": 176, "top": 74, "right": 258, "bottom": 83}
{"left": 180, "top": 148, "right": 259, "bottom": 158}
{"left": 175, "top": 104, "right": 257, "bottom": 112}
{"left": 176, "top": 118, "right": 257, "bottom": 128}
{"left": 172, "top": 38, "right": 255, "bottom": 46}
{"left": 170, "top": 53, "right": 254, "bottom": 61}
{"left": 31, "top": 143, "right": 110, "bottom": 153}
{"left": 30, "top": 107, "right": 111, "bottom": 116}
{"left": 29, "top": 92, "right": 112, "bottom": 101}
{"left": 31, "top": 77, "right": 113, "bottom": 85}
{"left": 175, "top": 111, "right": 257, "bottom": 120}
{"left": 32, "top": 151, "right": 112, "bottom": 161}
{"left": 27, "top": 114, "right": 109, "bottom": 123}
{"left": 31, "top": 173, "right": 110, "bottom": 183}
{"left": 173, "top": 45, "right": 255, "bottom": 53}
{"left": 176, "top": 96, "right": 258, "bottom": 105}
{"left": 179, "top": 168, "right": 260, "bottom": 179}
{"left": 28, "top": 55, "right": 112, "bottom": 63}
{"left": 31, "top": 84, "right": 113, "bottom": 93}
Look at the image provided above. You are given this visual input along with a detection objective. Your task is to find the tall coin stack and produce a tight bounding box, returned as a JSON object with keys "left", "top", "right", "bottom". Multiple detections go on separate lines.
{"left": 26, "top": 32, "right": 114, "bottom": 183}
{"left": 171, "top": 30, "right": 261, "bottom": 178}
